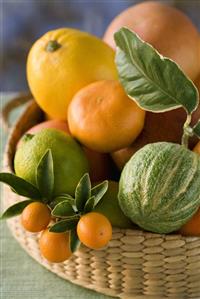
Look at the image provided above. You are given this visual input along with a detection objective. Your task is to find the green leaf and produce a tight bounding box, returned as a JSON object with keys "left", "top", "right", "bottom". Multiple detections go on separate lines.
{"left": 0, "top": 173, "right": 41, "bottom": 199}
{"left": 50, "top": 194, "right": 75, "bottom": 209}
{"left": 91, "top": 181, "right": 108, "bottom": 208}
{"left": 70, "top": 228, "right": 81, "bottom": 253}
{"left": 84, "top": 196, "right": 95, "bottom": 213}
{"left": 51, "top": 200, "right": 76, "bottom": 218}
{"left": 75, "top": 173, "right": 91, "bottom": 211}
{"left": 36, "top": 149, "right": 54, "bottom": 201}
{"left": 0, "top": 200, "right": 33, "bottom": 219}
{"left": 114, "top": 27, "right": 199, "bottom": 114}
{"left": 193, "top": 121, "right": 200, "bottom": 138}
{"left": 49, "top": 218, "right": 78, "bottom": 233}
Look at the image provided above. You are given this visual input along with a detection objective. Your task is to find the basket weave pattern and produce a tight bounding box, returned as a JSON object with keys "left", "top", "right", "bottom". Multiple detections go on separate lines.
{"left": 2, "top": 100, "right": 200, "bottom": 299}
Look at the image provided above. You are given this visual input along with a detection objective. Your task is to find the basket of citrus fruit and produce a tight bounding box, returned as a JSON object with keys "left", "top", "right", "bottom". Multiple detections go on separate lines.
{"left": 1, "top": 2, "right": 200, "bottom": 298}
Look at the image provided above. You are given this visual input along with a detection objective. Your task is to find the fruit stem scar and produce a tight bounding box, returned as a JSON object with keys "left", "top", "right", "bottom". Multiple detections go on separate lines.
{"left": 46, "top": 40, "right": 61, "bottom": 52}
{"left": 22, "top": 133, "right": 34, "bottom": 142}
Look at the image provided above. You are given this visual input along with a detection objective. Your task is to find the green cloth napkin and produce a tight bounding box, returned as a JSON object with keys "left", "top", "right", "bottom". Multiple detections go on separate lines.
{"left": 0, "top": 93, "right": 112, "bottom": 299}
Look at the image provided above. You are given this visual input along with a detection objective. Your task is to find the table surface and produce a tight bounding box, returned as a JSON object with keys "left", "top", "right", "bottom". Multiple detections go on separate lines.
{"left": 0, "top": 93, "right": 112, "bottom": 299}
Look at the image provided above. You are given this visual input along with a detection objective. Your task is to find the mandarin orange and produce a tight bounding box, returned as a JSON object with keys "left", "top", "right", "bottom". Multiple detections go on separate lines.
{"left": 68, "top": 80, "right": 145, "bottom": 153}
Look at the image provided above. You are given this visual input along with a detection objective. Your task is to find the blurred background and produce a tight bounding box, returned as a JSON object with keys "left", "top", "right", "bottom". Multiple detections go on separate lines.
{"left": 1, "top": 0, "right": 200, "bottom": 91}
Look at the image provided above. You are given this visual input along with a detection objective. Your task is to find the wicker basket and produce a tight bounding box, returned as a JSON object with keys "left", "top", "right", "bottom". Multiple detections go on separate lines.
{"left": 1, "top": 95, "right": 200, "bottom": 299}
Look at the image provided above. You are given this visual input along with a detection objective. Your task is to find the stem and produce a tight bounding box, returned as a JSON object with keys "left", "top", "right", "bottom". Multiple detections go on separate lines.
{"left": 181, "top": 114, "right": 192, "bottom": 148}
{"left": 22, "top": 133, "right": 34, "bottom": 142}
{"left": 46, "top": 40, "right": 61, "bottom": 52}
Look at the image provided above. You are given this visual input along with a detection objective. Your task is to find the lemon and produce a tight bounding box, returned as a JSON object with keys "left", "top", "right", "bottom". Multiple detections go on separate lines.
{"left": 27, "top": 28, "right": 118, "bottom": 120}
{"left": 14, "top": 129, "right": 89, "bottom": 196}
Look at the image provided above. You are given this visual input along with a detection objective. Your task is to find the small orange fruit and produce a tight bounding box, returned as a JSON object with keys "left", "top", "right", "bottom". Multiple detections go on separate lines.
{"left": 68, "top": 80, "right": 145, "bottom": 153}
{"left": 179, "top": 208, "right": 200, "bottom": 236}
{"left": 39, "top": 229, "right": 72, "bottom": 263}
{"left": 77, "top": 212, "right": 112, "bottom": 249}
{"left": 21, "top": 202, "right": 51, "bottom": 233}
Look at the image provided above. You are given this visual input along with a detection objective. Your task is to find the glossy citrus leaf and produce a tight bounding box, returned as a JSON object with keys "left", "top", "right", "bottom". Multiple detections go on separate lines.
{"left": 49, "top": 218, "right": 78, "bottom": 233}
{"left": 91, "top": 180, "right": 108, "bottom": 208}
{"left": 0, "top": 173, "right": 41, "bottom": 199}
{"left": 50, "top": 194, "right": 75, "bottom": 209}
{"left": 51, "top": 200, "right": 76, "bottom": 218}
{"left": 70, "top": 228, "right": 81, "bottom": 253}
{"left": 84, "top": 196, "right": 95, "bottom": 213}
{"left": 0, "top": 200, "right": 34, "bottom": 219}
{"left": 75, "top": 173, "right": 91, "bottom": 211}
{"left": 36, "top": 149, "right": 54, "bottom": 201}
{"left": 114, "top": 27, "right": 199, "bottom": 114}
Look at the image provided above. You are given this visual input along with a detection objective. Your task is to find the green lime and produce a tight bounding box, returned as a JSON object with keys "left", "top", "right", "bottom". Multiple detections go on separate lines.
{"left": 14, "top": 128, "right": 89, "bottom": 196}
{"left": 94, "top": 181, "right": 133, "bottom": 229}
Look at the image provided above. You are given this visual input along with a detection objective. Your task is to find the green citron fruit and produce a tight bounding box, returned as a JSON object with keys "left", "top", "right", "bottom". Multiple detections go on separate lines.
{"left": 118, "top": 142, "right": 200, "bottom": 234}
{"left": 14, "top": 129, "right": 89, "bottom": 196}
{"left": 94, "top": 181, "right": 133, "bottom": 228}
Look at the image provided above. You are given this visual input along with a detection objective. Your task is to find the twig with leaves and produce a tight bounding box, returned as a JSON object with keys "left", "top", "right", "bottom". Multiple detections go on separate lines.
{"left": 0, "top": 149, "right": 108, "bottom": 253}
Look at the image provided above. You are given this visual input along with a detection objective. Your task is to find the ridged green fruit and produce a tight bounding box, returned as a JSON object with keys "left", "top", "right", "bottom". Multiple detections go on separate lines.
{"left": 118, "top": 142, "right": 200, "bottom": 234}
{"left": 14, "top": 128, "right": 89, "bottom": 196}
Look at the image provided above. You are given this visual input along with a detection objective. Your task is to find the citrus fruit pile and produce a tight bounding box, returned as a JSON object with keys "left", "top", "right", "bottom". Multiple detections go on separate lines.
{"left": 1, "top": 1, "right": 200, "bottom": 264}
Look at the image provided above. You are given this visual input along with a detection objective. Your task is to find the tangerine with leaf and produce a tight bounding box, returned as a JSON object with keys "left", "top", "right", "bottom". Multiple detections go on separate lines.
{"left": 103, "top": 1, "right": 200, "bottom": 80}
{"left": 50, "top": 174, "right": 111, "bottom": 251}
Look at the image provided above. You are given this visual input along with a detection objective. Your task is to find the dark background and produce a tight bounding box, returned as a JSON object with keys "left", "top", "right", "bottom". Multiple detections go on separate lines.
{"left": 1, "top": 0, "right": 200, "bottom": 91}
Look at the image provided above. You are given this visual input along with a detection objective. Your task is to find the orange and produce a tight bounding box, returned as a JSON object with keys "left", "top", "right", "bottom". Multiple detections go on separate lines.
{"left": 27, "top": 28, "right": 117, "bottom": 120}
{"left": 193, "top": 141, "right": 200, "bottom": 155}
{"left": 77, "top": 212, "right": 112, "bottom": 250}
{"left": 179, "top": 144, "right": 200, "bottom": 236}
{"left": 21, "top": 202, "right": 51, "bottom": 233}
{"left": 179, "top": 208, "right": 200, "bottom": 236}
{"left": 68, "top": 80, "right": 145, "bottom": 153}
{"left": 39, "top": 229, "right": 72, "bottom": 263}
{"left": 103, "top": 1, "right": 200, "bottom": 81}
